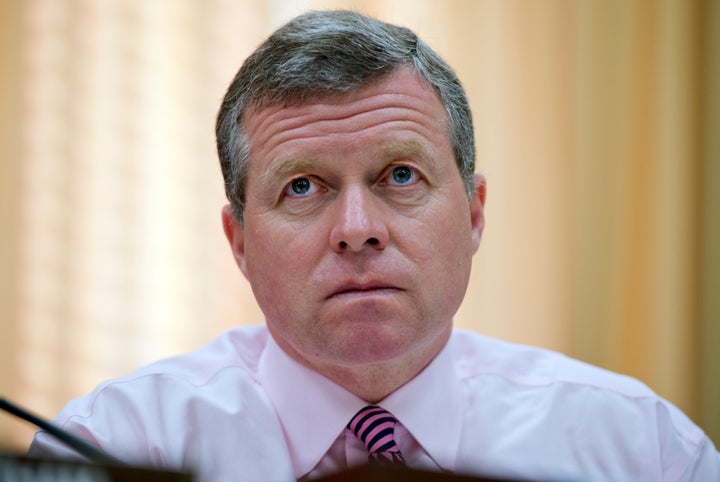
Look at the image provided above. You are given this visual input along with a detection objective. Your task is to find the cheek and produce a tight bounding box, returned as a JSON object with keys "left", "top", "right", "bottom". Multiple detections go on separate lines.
{"left": 417, "top": 200, "right": 473, "bottom": 259}
{"left": 416, "top": 205, "right": 474, "bottom": 291}
{"left": 244, "top": 226, "right": 319, "bottom": 297}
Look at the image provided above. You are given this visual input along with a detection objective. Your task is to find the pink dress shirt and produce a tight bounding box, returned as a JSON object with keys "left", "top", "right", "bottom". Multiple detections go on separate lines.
{"left": 29, "top": 325, "right": 720, "bottom": 481}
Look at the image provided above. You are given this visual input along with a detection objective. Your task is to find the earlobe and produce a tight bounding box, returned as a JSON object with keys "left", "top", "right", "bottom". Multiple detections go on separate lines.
{"left": 469, "top": 173, "right": 486, "bottom": 253}
{"left": 221, "top": 205, "right": 249, "bottom": 279}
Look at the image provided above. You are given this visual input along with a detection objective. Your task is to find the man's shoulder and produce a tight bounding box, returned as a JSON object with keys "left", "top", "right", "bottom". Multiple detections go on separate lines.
{"left": 450, "top": 329, "right": 654, "bottom": 398}
{"left": 448, "top": 330, "right": 718, "bottom": 480}
{"left": 448, "top": 329, "right": 707, "bottom": 445}
{"left": 52, "top": 325, "right": 272, "bottom": 423}
{"left": 130, "top": 324, "right": 271, "bottom": 384}
{"left": 29, "top": 325, "right": 291, "bottom": 471}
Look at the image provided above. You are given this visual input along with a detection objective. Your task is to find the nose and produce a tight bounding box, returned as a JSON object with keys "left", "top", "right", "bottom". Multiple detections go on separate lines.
{"left": 329, "top": 186, "right": 388, "bottom": 253}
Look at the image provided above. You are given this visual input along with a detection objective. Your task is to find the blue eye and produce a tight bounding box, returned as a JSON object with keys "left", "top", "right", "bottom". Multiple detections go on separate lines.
{"left": 285, "top": 177, "right": 316, "bottom": 198}
{"left": 390, "top": 166, "right": 415, "bottom": 185}
{"left": 291, "top": 178, "right": 311, "bottom": 194}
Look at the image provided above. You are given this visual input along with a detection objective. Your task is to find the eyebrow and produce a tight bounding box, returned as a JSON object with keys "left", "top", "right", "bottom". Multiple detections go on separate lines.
{"left": 257, "top": 157, "right": 316, "bottom": 194}
{"left": 380, "top": 140, "right": 433, "bottom": 163}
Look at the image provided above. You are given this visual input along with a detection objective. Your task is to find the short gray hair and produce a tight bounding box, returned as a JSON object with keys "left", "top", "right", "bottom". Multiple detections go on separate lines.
{"left": 216, "top": 10, "right": 475, "bottom": 222}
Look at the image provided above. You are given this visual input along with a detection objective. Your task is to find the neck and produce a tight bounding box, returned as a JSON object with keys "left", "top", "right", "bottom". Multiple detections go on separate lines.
{"left": 321, "top": 355, "right": 438, "bottom": 403}
{"left": 280, "top": 326, "right": 452, "bottom": 403}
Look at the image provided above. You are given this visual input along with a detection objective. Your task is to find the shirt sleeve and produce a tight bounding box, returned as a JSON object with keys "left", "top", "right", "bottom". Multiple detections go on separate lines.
{"left": 26, "top": 376, "right": 176, "bottom": 469}
{"left": 678, "top": 436, "right": 720, "bottom": 481}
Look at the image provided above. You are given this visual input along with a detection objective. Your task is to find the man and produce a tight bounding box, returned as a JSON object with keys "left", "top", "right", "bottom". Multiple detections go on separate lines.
{"left": 29, "top": 10, "right": 719, "bottom": 482}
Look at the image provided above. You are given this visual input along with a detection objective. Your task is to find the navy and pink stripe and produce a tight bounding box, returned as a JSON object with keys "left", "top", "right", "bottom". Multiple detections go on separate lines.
{"left": 347, "top": 405, "right": 407, "bottom": 465}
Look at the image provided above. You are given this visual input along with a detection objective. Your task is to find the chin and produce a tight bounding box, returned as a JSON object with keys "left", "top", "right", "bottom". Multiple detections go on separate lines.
{"left": 324, "top": 328, "right": 432, "bottom": 365}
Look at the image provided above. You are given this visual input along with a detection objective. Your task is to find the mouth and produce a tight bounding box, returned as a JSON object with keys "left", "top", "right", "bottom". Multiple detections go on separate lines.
{"left": 326, "top": 282, "right": 401, "bottom": 300}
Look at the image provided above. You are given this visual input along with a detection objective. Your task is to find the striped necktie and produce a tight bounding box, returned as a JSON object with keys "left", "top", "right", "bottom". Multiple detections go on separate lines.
{"left": 347, "top": 405, "right": 407, "bottom": 465}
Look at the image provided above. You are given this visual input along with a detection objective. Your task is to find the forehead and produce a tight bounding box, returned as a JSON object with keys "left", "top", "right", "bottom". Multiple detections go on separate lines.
{"left": 243, "top": 66, "right": 444, "bottom": 128}
{"left": 241, "top": 67, "right": 451, "bottom": 172}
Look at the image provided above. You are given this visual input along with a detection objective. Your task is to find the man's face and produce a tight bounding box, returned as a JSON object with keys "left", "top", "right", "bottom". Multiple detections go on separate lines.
{"left": 223, "top": 67, "right": 485, "bottom": 378}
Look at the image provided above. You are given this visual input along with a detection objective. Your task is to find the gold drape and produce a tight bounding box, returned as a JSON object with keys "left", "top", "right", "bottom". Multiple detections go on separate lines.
{"left": 1, "top": 0, "right": 718, "bottom": 452}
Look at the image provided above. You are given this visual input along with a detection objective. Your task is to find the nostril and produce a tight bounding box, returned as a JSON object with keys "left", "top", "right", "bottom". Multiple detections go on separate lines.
{"left": 337, "top": 238, "right": 379, "bottom": 250}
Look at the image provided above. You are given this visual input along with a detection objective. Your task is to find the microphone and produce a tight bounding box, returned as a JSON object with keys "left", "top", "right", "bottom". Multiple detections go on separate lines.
{"left": 0, "top": 396, "right": 124, "bottom": 466}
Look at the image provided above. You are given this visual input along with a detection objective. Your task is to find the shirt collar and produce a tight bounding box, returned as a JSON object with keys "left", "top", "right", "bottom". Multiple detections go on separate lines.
{"left": 259, "top": 333, "right": 464, "bottom": 477}
{"left": 259, "top": 336, "right": 366, "bottom": 479}
{"left": 381, "top": 336, "right": 464, "bottom": 471}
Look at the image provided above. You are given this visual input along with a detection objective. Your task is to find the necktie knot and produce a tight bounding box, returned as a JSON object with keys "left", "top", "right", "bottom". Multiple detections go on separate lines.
{"left": 347, "top": 405, "right": 406, "bottom": 466}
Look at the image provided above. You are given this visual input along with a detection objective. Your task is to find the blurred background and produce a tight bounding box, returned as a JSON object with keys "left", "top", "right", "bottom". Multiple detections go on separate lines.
{"left": 1, "top": 0, "right": 718, "bottom": 452}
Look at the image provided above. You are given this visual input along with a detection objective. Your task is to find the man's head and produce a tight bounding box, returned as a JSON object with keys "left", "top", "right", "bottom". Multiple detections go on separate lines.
{"left": 216, "top": 10, "right": 476, "bottom": 224}
{"left": 218, "top": 11, "right": 486, "bottom": 401}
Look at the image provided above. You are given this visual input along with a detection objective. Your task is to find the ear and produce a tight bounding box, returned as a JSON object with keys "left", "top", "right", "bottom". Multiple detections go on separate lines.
{"left": 469, "top": 173, "right": 487, "bottom": 254}
{"left": 221, "top": 204, "right": 249, "bottom": 279}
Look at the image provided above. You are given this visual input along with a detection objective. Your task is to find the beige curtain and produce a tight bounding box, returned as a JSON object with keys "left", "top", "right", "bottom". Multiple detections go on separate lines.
{"left": 1, "top": 0, "right": 718, "bottom": 452}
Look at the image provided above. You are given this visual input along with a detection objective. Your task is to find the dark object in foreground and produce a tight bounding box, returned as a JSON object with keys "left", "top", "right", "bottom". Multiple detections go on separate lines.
{"left": 315, "top": 464, "right": 531, "bottom": 482}
{"left": 0, "top": 453, "right": 193, "bottom": 482}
